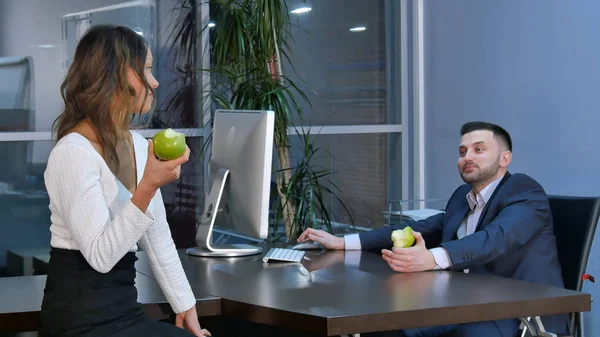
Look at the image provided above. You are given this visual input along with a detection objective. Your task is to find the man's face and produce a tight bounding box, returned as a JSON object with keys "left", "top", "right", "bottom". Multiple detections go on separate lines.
{"left": 457, "top": 130, "right": 504, "bottom": 185}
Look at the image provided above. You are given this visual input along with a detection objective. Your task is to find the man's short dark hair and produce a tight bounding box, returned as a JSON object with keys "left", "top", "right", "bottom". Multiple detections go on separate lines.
{"left": 460, "top": 121, "right": 512, "bottom": 152}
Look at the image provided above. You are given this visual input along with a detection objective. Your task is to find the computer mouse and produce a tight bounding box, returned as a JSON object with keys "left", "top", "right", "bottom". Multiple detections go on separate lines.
{"left": 292, "top": 242, "right": 325, "bottom": 250}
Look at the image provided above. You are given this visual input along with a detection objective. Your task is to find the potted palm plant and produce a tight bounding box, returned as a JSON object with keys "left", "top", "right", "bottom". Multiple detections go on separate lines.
{"left": 271, "top": 127, "right": 355, "bottom": 241}
{"left": 163, "top": 0, "right": 354, "bottom": 242}
{"left": 150, "top": 0, "right": 200, "bottom": 248}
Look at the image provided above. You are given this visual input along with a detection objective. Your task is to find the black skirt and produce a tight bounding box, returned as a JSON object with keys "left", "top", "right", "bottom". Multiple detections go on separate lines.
{"left": 39, "top": 248, "right": 196, "bottom": 337}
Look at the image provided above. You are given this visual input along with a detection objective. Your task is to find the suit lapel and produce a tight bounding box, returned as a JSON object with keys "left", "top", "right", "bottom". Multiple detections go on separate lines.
{"left": 474, "top": 172, "right": 511, "bottom": 231}
{"left": 443, "top": 192, "right": 471, "bottom": 242}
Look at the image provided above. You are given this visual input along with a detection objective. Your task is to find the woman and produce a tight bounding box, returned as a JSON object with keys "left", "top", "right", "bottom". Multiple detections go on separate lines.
{"left": 39, "top": 25, "right": 211, "bottom": 337}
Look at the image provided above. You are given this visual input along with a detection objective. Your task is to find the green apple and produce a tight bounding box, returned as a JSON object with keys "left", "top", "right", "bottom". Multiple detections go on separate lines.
{"left": 391, "top": 226, "right": 415, "bottom": 248}
{"left": 152, "top": 128, "right": 186, "bottom": 160}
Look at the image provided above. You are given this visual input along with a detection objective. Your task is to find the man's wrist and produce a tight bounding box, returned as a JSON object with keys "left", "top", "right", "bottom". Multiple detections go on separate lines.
{"left": 338, "top": 236, "right": 345, "bottom": 250}
{"left": 428, "top": 250, "right": 439, "bottom": 270}
{"left": 429, "top": 247, "right": 452, "bottom": 270}
{"left": 343, "top": 234, "right": 362, "bottom": 250}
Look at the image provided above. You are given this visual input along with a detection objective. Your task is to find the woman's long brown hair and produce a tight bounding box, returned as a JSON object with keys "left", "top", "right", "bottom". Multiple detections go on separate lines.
{"left": 53, "top": 25, "right": 153, "bottom": 169}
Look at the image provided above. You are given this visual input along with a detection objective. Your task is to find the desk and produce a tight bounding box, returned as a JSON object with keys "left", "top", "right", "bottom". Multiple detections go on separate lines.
{"left": 135, "top": 247, "right": 591, "bottom": 336}
{"left": 0, "top": 273, "right": 221, "bottom": 333}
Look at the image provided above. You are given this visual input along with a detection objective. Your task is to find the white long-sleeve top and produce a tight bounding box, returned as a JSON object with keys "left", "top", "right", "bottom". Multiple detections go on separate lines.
{"left": 44, "top": 131, "right": 196, "bottom": 314}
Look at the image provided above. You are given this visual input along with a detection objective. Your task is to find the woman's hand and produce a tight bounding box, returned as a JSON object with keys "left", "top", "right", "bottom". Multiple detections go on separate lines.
{"left": 175, "top": 306, "right": 211, "bottom": 336}
{"left": 140, "top": 139, "right": 190, "bottom": 191}
{"left": 131, "top": 140, "right": 190, "bottom": 213}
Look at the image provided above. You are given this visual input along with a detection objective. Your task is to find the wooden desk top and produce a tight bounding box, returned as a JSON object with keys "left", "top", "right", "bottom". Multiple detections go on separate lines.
{"left": 135, "top": 247, "right": 591, "bottom": 336}
{"left": 133, "top": 271, "right": 222, "bottom": 320}
{"left": 0, "top": 274, "right": 46, "bottom": 332}
{"left": 0, "top": 272, "right": 221, "bottom": 333}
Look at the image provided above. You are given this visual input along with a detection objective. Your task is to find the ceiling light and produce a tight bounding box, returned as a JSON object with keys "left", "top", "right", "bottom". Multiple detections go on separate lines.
{"left": 349, "top": 26, "right": 367, "bottom": 32}
{"left": 290, "top": 6, "right": 312, "bottom": 14}
{"left": 132, "top": 27, "right": 144, "bottom": 36}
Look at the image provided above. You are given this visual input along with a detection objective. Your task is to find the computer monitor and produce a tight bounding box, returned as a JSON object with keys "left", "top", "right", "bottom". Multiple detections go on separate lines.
{"left": 186, "top": 109, "right": 274, "bottom": 257}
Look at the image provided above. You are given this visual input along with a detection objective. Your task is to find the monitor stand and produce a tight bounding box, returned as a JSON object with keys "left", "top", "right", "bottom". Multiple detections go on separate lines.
{"left": 186, "top": 168, "right": 263, "bottom": 257}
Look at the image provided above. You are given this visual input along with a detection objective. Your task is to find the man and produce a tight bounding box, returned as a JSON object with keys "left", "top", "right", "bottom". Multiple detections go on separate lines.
{"left": 298, "top": 121, "right": 566, "bottom": 337}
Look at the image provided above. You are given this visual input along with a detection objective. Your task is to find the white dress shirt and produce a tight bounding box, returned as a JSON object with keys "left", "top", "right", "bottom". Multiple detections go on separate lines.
{"left": 344, "top": 176, "right": 504, "bottom": 272}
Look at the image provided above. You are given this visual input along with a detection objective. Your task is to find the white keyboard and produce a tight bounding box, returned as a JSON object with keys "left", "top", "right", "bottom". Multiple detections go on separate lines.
{"left": 262, "top": 248, "right": 305, "bottom": 263}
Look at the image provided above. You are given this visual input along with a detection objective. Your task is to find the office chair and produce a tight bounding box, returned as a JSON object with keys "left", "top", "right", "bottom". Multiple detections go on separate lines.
{"left": 0, "top": 56, "right": 33, "bottom": 110}
{"left": 550, "top": 195, "right": 599, "bottom": 337}
{"left": 520, "top": 195, "right": 600, "bottom": 337}
{"left": 0, "top": 57, "right": 34, "bottom": 189}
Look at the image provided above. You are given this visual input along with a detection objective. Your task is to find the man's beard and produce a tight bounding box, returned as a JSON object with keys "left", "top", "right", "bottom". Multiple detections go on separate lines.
{"left": 460, "top": 156, "right": 501, "bottom": 184}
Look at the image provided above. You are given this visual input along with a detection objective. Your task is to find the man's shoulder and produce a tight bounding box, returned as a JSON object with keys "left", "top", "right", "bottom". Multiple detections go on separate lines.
{"left": 503, "top": 172, "right": 545, "bottom": 191}
{"left": 494, "top": 173, "right": 550, "bottom": 210}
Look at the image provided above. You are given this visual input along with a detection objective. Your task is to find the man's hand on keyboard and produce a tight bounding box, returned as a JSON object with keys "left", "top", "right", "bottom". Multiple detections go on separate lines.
{"left": 298, "top": 228, "right": 344, "bottom": 250}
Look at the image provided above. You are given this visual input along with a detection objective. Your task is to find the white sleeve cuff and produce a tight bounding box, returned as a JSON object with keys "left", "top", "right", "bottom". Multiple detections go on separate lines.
{"left": 430, "top": 247, "right": 452, "bottom": 270}
{"left": 344, "top": 234, "right": 362, "bottom": 250}
{"left": 127, "top": 198, "right": 156, "bottom": 222}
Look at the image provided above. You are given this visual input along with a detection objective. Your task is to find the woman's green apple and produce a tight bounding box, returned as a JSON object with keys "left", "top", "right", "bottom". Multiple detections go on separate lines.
{"left": 152, "top": 128, "right": 186, "bottom": 160}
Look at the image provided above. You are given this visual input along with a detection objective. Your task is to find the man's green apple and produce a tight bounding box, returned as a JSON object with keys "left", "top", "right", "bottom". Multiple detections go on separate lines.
{"left": 391, "top": 226, "right": 415, "bottom": 248}
{"left": 152, "top": 128, "right": 186, "bottom": 160}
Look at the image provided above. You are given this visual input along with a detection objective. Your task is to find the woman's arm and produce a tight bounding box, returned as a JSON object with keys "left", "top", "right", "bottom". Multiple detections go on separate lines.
{"left": 44, "top": 142, "right": 157, "bottom": 273}
{"left": 137, "top": 188, "right": 196, "bottom": 314}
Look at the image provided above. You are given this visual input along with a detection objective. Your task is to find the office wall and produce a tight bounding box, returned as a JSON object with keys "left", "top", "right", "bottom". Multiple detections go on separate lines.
{"left": 0, "top": 0, "right": 126, "bottom": 161}
{"left": 0, "top": 0, "right": 181, "bottom": 160}
{"left": 423, "top": 0, "right": 600, "bottom": 333}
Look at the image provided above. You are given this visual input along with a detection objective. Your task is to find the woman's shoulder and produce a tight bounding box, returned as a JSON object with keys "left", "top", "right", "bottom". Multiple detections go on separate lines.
{"left": 48, "top": 133, "right": 100, "bottom": 165}
{"left": 58, "top": 132, "right": 93, "bottom": 145}
{"left": 44, "top": 133, "right": 104, "bottom": 185}
{"left": 53, "top": 133, "right": 96, "bottom": 152}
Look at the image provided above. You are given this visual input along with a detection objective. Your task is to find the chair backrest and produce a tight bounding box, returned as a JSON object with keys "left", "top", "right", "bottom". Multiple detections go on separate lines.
{"left": 548, "top": 195, "right": 599, "bottom": 337}
{"left": 0, "top": 56, "right": 33, "bottom": 110}
{"left": 548, "top": 195, "right": 600, "bottom": 292}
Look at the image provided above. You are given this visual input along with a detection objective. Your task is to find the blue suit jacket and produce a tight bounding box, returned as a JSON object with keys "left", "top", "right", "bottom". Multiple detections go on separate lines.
{"left": 359, "top": 172, "right": 568, "bottom": 333}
